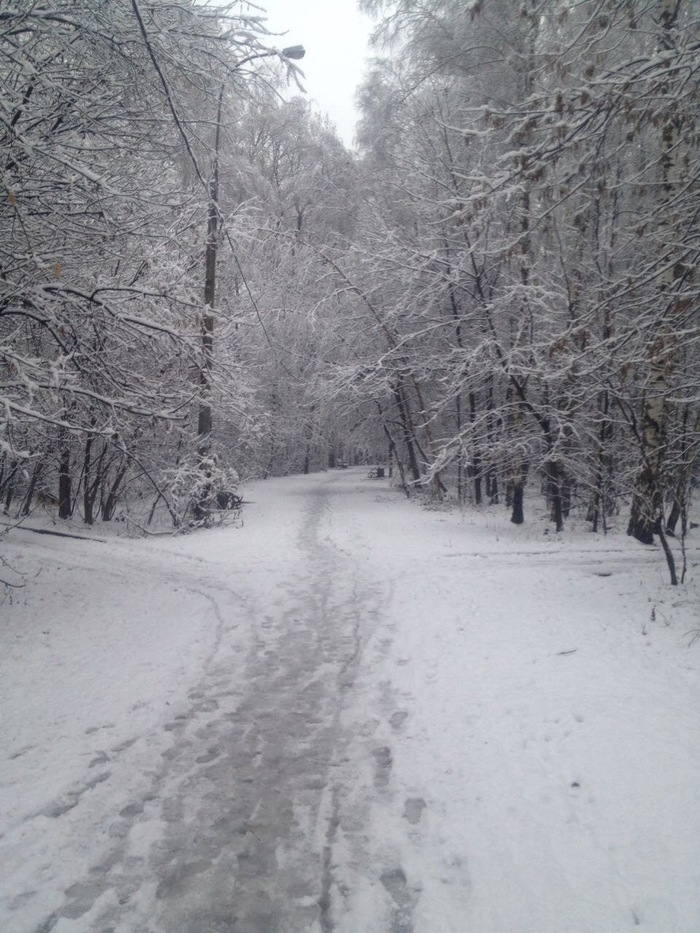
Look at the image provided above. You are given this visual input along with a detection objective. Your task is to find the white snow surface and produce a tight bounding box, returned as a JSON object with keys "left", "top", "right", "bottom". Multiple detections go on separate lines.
{"left": 1, "top": 469, "right": 699, "bottom": 933}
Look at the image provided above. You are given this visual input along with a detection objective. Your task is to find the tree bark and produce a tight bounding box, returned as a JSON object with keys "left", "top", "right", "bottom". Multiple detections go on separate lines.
{"left": 393, "top": 382, "right": 422, "bottom": 485}
{"left": 628, "top": 0, "right": 685, "bottom": 547}
{"left": 58, "top": 447, "right": 72, "bottom": 520}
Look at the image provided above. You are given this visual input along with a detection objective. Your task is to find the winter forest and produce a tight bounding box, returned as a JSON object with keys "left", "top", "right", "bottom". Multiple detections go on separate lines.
{"left": 2, "top": 3, "right": 700, "bottom": 931}
{"left": 1, "top": 0, "right": 698, "bottom": 579}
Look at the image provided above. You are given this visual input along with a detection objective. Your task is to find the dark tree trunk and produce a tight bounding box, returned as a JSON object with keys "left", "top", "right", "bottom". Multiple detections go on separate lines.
{"left": 590, "top": 390, "right": 614, "bottom": 534}
{"left": 627, "top": 466, "right": 659, "bottom": 545}
{"left": 101, "top": 459, "right": 128, "bottom": 521}
{"left": 197, "top": 89, "right": 223, "bottom": 461}
{"left": 546, "top": 457, "right": 564, "bottom": 533}
{"left": 666, "top": 407, "right": 695, "bottom": 538}
{"left": 469, "top": 391, "right": 482, "bottom": 505}
{"left": 58, "top": 448, "right": 72, "bottom": 519}
{"left": 511, "top": 483, "right": 525, "bottom": 525}
{"left": 393, "top": 383, "right": 421, "bottom": 484}
{"left": 377, "top": 401, "right": 408, "bottom": 496}
{"left": 665, "top": 498, "right": 682, "bottom": 537}
{"left": 485, "top": 374, "right": 499, "bottom": 504}
{"left": 561, "top": 474, "right": 572, "bottom": 519}
{"left": 473, "top": 466, "right": 482, "bottom": 507}
{"left": 303, "top": 404, "right": 315, "bottom": 475}
{"left": 456, "top": 394, "right": 464, "bottom": 503}
{"left": 657, "top": 522, "right": 678, "bottom": 585}
{"left": 508, "top": 453, "right": 528, "bottom": 525}
{"left": 83, "top": 433, "right": 94, "bottom": 525}
{"left": 3, "top": 462, "right": 18, "bottom": 513}
{"left": 194, "top": 86, "right": 225, "bottom": 525}
{"left": 588, "top": 492, "right": 600, "bottom": 534}
{"left": 21, "top": 462, "right": 43, "bottom": 515}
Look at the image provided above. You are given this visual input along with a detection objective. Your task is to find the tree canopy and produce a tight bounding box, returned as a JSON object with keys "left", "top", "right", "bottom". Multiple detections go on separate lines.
{"left": 2, "top": 0, "right": 698, "bottom": 582}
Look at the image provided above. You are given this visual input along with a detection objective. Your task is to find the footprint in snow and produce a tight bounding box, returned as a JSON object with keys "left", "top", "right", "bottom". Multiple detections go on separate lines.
{"left": 403, "top": 798, "right": 426, "bottom": 825}
{"left": 373, "top": 746, "right": 393, "bottom": 787}
{"left": 88, "top": 752, "right": 109, "bottom": 768}
{"left": 42, "top": 772, "right": 111, "bottom": 818}
{"left": 163, "top": 716, "right": 189, "bottom": 732}
{"left": 390, "top": 711, "right": 409, "bottom": 731}
{"left": 119, "top": 801, "right": 145, "bottom": 818}
{"left": 380, "top": 867, "right": 417, "bottom": 932}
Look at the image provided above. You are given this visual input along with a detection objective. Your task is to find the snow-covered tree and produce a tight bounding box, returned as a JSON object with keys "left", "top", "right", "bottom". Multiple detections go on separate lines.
{"left": 0, "top": 0, "right": 304, "bottom": 522}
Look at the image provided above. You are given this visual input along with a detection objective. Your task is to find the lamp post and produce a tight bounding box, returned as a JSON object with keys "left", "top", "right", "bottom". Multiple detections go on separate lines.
{"left": 195, "top": 44, "right": 305, "bottom": 511}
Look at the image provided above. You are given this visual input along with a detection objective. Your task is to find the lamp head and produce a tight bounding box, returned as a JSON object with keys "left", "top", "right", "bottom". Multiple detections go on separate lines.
{"left": 281, "top": 45, "right": 306, "bottom": 60}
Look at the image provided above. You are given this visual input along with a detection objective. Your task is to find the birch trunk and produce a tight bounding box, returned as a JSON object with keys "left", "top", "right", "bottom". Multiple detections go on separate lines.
{"left": 628, "top": 0, "right": 686, "bottom": 548}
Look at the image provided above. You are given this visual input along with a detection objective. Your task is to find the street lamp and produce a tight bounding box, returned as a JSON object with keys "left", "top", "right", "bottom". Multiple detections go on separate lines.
{"left": 196, "top": 40, "right": 306, "bottom": 510}
{"left": 235, "top": 45, "right": 305, "bottom": 69}
{"left": 280, "top": 45, "right": 305, "bottom": 60}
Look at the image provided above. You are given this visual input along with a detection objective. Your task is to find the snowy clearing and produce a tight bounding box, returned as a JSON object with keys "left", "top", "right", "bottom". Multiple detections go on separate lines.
{"left": 1, "top": 469, "right": 699, "bottom": 933}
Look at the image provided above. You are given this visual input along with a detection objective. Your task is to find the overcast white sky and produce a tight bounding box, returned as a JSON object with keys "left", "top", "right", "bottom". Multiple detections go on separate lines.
{"left": 254, "top": 0, "right": 376, "bottom": 147}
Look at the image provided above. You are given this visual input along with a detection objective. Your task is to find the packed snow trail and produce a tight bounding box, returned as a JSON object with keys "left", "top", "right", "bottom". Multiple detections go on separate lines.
{"left": 1, "top": 470, "right": 699, "bottom": 932}
{"left": 136, "top": 480, "right": 392, "bottom": 933}
{"left": 9, "top": 476, "right": 393, "bottom": 933}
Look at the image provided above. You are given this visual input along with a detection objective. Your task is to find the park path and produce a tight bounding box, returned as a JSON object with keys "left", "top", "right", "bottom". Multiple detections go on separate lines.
{"left": 34, "top": 473, "right": 414, "bottom": 933}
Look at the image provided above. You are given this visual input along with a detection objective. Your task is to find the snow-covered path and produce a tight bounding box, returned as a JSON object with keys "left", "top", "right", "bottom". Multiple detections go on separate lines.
{"left": 1, "top": 470, "right": 699, "bottom": 933}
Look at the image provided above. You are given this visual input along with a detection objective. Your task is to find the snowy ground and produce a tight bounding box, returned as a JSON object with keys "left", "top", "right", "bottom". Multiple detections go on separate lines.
{"left": 1, "top": 469, "right": 699, "bottom": 933}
